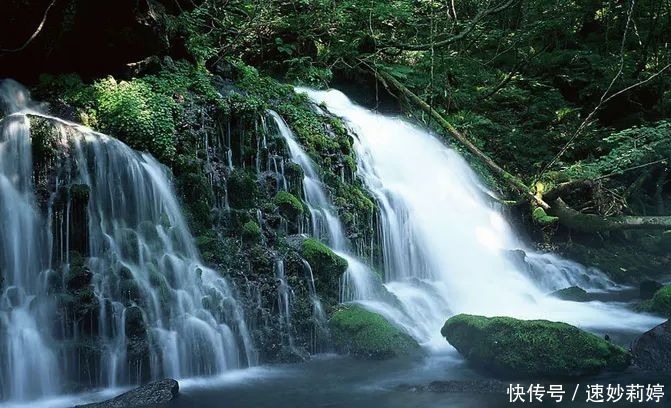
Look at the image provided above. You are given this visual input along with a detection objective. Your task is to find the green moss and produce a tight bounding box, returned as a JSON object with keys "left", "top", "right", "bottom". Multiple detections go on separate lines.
{"left": 641, "top": 285, "right": 671, "bottom": 317}
{"left": 329, "top": 305, "right": 420, "bottom": 359}
{"left": 273, "top": 191, "right": 304, "bottom": 219}
{"left": 442, "top": 314, "right": 630, "bottom": 378}
{"left": 242, "top": 220, "right": 263, "bottom": 243}
{"left": 300, "top": 238, "right": 348, "bottom": 297}
{"left": 301, "top": 238, "right": 348, "bottom": 276}
{"left": 533, "top": 206, "right": 559, "bottom": 224}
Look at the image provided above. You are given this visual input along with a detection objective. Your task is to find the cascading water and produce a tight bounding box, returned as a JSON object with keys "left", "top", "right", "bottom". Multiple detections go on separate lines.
{"left": 296, "top": 88, "right": 661, "bottom": 348}
{"left": 268, "top": 110, "right": 345, "bottom": 351}
{"left": 0, "top": 84, "right": 59, "bottom": 401}
{"left": 0, "top": 80, "right": 256, "bottom": 402}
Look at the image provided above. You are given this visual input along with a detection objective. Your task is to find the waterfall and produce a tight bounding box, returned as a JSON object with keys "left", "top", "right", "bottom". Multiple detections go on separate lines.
{"left": 0, "top": 80, "right": 255, "bottom": 402}
{"left": 295, "top": 88, "right": 660, "bottom": 348}
{"left": 268, "top": 111, "right": 380, "bottom": 295}
{"left": 274, "top": 259, "right": 295, "bottom": 351}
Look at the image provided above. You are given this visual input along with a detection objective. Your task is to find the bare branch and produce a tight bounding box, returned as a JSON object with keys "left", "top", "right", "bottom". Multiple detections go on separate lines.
{"left": 0, "top": 0, "right": 58, "bottom": 53}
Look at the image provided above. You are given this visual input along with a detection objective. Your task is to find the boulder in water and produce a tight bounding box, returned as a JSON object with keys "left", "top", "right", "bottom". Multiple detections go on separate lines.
{"left": 74, "top": 378, "right": 179, "bottom": 408}
{"left": 549, "top": 286, "right": 589, "bottom": 302}
{"left": 442, "top": 314, "right": 630, "bottom": 378}
{"left": 329, "top": 305, "right": 420, "bottom": 359}
{"left": 631, "top": 320, "right": 671, "bottom": 371}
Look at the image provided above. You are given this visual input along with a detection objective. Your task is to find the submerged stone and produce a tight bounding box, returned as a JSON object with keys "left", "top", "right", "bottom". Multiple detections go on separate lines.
{"left": 74, "top": 378, "right": 179, "bottom": 408}
{"left": 442, "top": 314, "right": 630, "bottom": 378}
{"left": 329, "top": 305, "right": 420, "bottom": 359}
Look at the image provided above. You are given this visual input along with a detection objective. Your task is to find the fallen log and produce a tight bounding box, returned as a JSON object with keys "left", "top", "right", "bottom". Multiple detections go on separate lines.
{"left": 551, "top": 198, "right": 671, "bottom": 231}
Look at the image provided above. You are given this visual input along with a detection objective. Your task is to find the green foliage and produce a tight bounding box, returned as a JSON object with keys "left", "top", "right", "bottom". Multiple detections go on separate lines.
{"left": 94, "top": 77, "right": 176, "bottom": 162}
{"left": 329, "top": 304, "right": 420, "bottom": 359}
{"left": 36, "top": 61, "right": 225, "bottom": 164}
{"left": 442, "top": 314, "right": 630, "bottom": 378}
{"left": 557, "top": 122, "right": 671, "bottom": 181}
{"left": 273, "top": 191, "right": 304, "bottom": 219}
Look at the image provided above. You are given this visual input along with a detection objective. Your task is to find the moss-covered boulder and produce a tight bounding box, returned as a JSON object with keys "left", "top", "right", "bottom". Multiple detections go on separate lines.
{"left": 273, "top": 191, "right": 304, "bottom": 220}
{"left": 329, "top": 305, "right": 420, "bottom": 359}
{"left": 549, "top": 286, "right": 589, "bottom": 302}
{"left": 640, "top": 285, "right": 671, "bottom": 317}
{"left": 441, "top": 314, "right": 630, "bottom": 378}
{"left": 300, "top": 238, "right": 348, "bottom": 296}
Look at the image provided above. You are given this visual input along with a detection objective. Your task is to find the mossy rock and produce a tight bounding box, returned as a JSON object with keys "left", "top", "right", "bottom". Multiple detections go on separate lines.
{"left": 329, "top": 305, "right": 420, "bottom": 359}
{"left": 442, "top": 314, "right": 630, "bottom": 378}
{"left": 640, "top": 285, "right": 671, "bottom": 317}
{"left": 273, "top": 191, "right": 304, "bottom": 220}
{"left": 242, "top": 220, "right": 263, "bottom": 243}
{"left": 300, "top": 238, "right": 347, "bottom": 294}
{"left": 549, "top": 286, "right": 589, "bottom": 302}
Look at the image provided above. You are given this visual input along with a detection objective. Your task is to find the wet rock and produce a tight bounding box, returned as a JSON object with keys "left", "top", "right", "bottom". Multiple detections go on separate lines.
{"left": 504, "top": 249, "right": 530, "bottom": 271}
{"left": 549, "top": 286, "right": 589, "bottom": 302}
{"left": 640, "top": 280, "right": 663, "bottom": 300}
{"left": 631, "top": 320, "right": 671, "bottom": 371}
{"left": 124, "top": 306, "right": 151, "bottom": 384}
{"left": 74, "top": 378, "right": 179, "bottom": 408}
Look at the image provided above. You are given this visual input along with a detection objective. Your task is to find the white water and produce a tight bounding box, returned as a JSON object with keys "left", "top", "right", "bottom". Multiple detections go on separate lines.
{"left": 0, "top": 80, "right": 256, "bottom": 402}
{"left": 296, "top": 88, "right": 662, "bottom": 348}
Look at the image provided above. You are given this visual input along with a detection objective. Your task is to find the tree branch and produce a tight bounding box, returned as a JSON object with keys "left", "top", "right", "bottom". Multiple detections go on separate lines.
{"left": 0, "top": 0, "right": 58, "bottom": 53}
{"left": 387, "top": 0, "right": 519, "bottom": 51}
